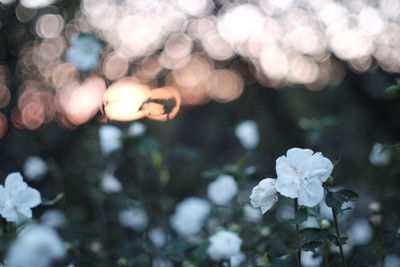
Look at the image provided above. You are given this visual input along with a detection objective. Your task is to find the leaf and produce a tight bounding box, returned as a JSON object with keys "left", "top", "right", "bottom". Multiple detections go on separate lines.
{"left": 288, "top": 207, "right": 308, "bottom": 224}
{"left": 328, "top": 234, "right": 348, "bottom": 246}
{"left": 42, "top": 193, "right": 64, "bottom": 206}
{"left": 302, "top": 241, "right": 324, "bottom": 252}
{"left": 191, "top": 241, "right": 210, "bottom": 260}
{"left": 300, "top": 228, "right": 330, "bottom": 245}
{"left": 166, "top": 240, "right": 191, "bottom": 261}
{"left": 256, "top": 252, "right": 270, "bottom": 266}
{"left": 325, "top": 189, "right": 358, "bottom": 214}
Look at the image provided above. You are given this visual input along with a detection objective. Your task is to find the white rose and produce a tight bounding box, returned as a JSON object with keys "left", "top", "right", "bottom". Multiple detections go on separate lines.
{"left": 170, "top": 197, "right": 211, "bottom": 237}
{"left": 148, "top": 228, "right": 167, "bottom": 248}
{"left": 207, "top": 174, "right": 238, "bottom": 205}
{"left": 369, "top": 143, "right": 390, "bottom": 166}
{"left": 101, "top": 174, "right": 122, "bottom": 194}
{"left": 99, "top": 125, "right": 122, "bottom": 155}
{"left": 235, "top": 120, "right": 260, "bottom": 149}
{"left": 23, "top": 156, "right": 48, "bottom": 181}
{"left": 230, "top": 252, "right": 246, "bottom": 267}
{"left": 118, "top": 207, "right": 148, "bottom": 231}
{"left": 249, "top": 178, "right": 278, "bottom": 214}
{"left": 207, "top": 230, "right": 242, "bottom": 261}
{"left": 6, "top": 224, "right": 65, "bottom": 267}
{"left": 0, "top": 172, "right": 41, "bottom": 223}
{"left": 275, "top": 148, "right": 333, "bottom": 207}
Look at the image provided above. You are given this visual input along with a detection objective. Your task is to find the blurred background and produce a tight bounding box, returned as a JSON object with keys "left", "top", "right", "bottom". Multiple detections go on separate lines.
{"left": 0, "top": 0, "right": 400, "bottom": 266}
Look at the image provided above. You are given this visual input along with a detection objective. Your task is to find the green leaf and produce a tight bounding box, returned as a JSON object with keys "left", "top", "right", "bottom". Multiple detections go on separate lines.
{"left": 166, "top": 240, "right": 191, "bottom": 261}
{"left": 328, "top": 234, "right": 348, "bottom": 246}
{"left": 256, "top": 252, "right": 270, "bottom": 266}
{"left": 191, "top": 241, "right": 210, "bottom": 260}
{"left": 42, "top": 193, "right": 64, "bottom": 206}
{"left": 300, "top": 228, "right": 330, "bottom": 245}
{"left": 325, "top": 189, "right": 358, "bottom": 214}
{"left": 302, "top": 241, "right": 324, "bottom": 252}
{"left": 288, "top": 207, "right": 308, "bottom": 224}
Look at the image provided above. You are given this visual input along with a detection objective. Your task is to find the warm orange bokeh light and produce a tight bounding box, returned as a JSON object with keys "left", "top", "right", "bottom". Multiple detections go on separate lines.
{"left": 144, "top": 87, "right": 181, "bottom": 121}
{"left": 102, "top": 78, "right": 151, "bottom": 121}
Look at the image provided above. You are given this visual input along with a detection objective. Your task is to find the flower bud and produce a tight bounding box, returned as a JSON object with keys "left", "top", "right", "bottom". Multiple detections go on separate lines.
{"left": 368, "top": 201, "right": 381, "bottom": 213}
{"left": 320, "top": 219, "right": 331, "bottom": 229}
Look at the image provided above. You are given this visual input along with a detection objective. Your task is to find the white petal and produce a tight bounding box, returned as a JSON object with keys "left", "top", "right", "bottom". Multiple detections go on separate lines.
{"left": 275, "top": 175, "right": 298, "bottom": 198}
{"left": 16, "top": 205, "right": 32, "bottom": 218}
{"left": 275, "top": 156, "right": 297, "bottom": 178}
{"left": 309, "top": 153, "right": 333, "bottom": 182}
{"left": 16, "top": 188, "right": 41, "bottom": 208}
{"left": 286, "top": 148, "right": 313, "bottom": 170}
{"left": 5, "top": 172, "right": 26, "bottom": 191}
{"left": 298, "top": 181, "right": 324, "bottom": 207}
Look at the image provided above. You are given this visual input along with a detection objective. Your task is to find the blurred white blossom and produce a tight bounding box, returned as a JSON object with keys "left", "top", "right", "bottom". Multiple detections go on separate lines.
{"left": 369, "top": 143, "right": 390, "bottom": 166}
{"left": 347, "top": 219, "right": 373, "bottom": 246}
{"left": 149, "top": 228, "right": 167, "bottom": 248}
{"left": 243, "top": 204, "right": 262, "bottom": 223}
{"left": 152, "top": 258, "right": 173, "bottom": 267}
{"left": 101, "top": 174, "right": 122, "bottom": 194}
{"left": 384, "top": 255, "right": 400, "bottom": 267}
{"left": 40, "top": 209, "right": 66, "bottom": 228}
{"left": 301, "top": 250, "right": 322, "bottom": 267}
{"left": 118, "top": 207, "right": 148, "bottom": 231}
{"left": 170, "top": 197, "right": 211, "bottom": 237}
{"left": 300, "top": 216, "right": 320, "bottom": 229}
{"left": 23, "top": 156, "right": 48, "bottom": 181}
{"left": 5, "top": 224, "right": 66, "bottom": 267}
{"left": 250, "top": 178, "right": 278, "bottom": 214}
{"left": 275, "top": 148, "right": 333, "bottom": 207}
{"left": 66, "top": 34, "right": 102, "bottom": 71}
{"left": 235, "top": 120, "right": 260, "bottom": 149}
{"left": 207, "top": 174, "right": 238, "bottom": 205}
{"left": 128, "top": 122, "right": 146, "bottom": 137}
{"left": 207, "top": 230, "right": 242, "bottom": 261}
{"left": 230, "top": 252, "right": 246, "bottom": 267}
{"left": 0, "top": 172, "right": 41, "bottom": 223}
{"left": 99, "top": 125, "right": 122, "bottom": 155}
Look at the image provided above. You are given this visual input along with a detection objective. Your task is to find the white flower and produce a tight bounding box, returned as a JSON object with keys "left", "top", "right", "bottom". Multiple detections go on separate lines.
{"left": 40, "top": 209, "right": 66, "bottom": 228}
{"left": 250, "top": 178, "right": 278, "bottom": 214}
{"left": 230, "top": 252, "right": 246, "bottom": 267}
{"left": 152, "top": 258, "right": 173, "bottom": 267}
{"left": 148, "top": 228, "right": 167, "bottom": 248}
{"left": 384, "top": 255, "right": 400, "bottom": 267}
{"left": 66, "top": 34, "right": 102, "bottom": 71}
{"left": 170, "top": 197, "right": 211, "bottom": 237}
{"left": 235, "top": 120, "right": 260, "bottom": 149}
{"left": 207, "top": 174, "right": 238, "bottom": 205}
{"left": 301, "top": 250, "right": 322, "bottom": 267}
{"left": 347, "top": 219, "right": 373, "bottom": 246}
{"left": 23, "top": 156, "right": 48, "bottom": 181}
{"left": 275, "top": 148, "right": 333, "bottom": 207}
{"left": 369, "top": 143, "right": 390, "bottom": 166}
{"left": 0, "top": 172, "right": 41, "bottom": 223}
{"left": 243, "top": 204, "right": 262, "bottom": 223}
{"left": 99, "top": 125, "right": 122, "bottom": 155}
{"left": 207, "top": 230, "right": 242, "bottom": 261}
{"left": 101, "top": 174, "right": 122, "bottom": 194}
{"left": 128, "top": 122, "right": 146, "bottom": 137}
{"left": 5, "top": 224, "right": 66, "bottom": 267}
{"left": 118, "top": 207, "right": 148, "bottom": 231}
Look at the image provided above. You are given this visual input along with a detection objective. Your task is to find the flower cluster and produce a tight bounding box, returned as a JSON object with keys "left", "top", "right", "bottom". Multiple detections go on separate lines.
{"left": 250, "top": 148, "right": 334, "bottom": 213}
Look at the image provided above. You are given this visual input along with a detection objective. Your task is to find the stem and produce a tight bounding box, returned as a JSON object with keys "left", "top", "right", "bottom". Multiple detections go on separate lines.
{"left": 294, "top": 199, "right": 301, "bottom": 267}
{"left": 377, "top": 223, "right": 385, "bottom": 267}
{"left": 331, "top": 208, "right": 347, "bottom": 267}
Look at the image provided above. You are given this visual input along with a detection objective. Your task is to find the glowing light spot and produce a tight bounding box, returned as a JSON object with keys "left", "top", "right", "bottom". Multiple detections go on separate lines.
{"left": 103, "top": 78, "right": 151, "bottom": 121}
{"left": 103, "top": 53, "right": 129, "bottom": 81}
{"left": 177, "top": 0, "right": 213, "bottom": 17}
{"left": 173, "top": 55, "right": 213, "bottom": 88}
{"left": 36, "top": 14, "right": 64, "bottom": 39}
{"left": 260, "top": 46, "right": 288, "bottom": 80}
{"left": 206, "top": 69, "right": 244, "bottom": 102}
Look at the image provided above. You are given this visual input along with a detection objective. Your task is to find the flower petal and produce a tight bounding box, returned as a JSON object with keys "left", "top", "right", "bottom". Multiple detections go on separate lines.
{"left": 5, "top": 172, "right": 27, "bottom": 191}
{"left": 309, "top": 154, "right": 333, "bottom": 182}
{"left": 286, "top": 148, "right": 313, "bottom": 170}
{"left": 15, "top": 188, "right": 41, "bottom": 208}
{"left": 298, "top": 181, "right": 324, "bottom": 207}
